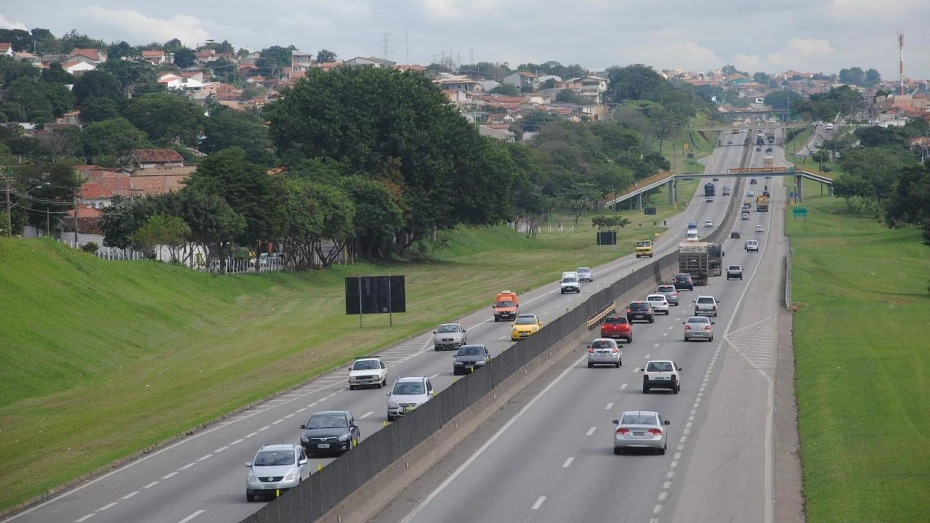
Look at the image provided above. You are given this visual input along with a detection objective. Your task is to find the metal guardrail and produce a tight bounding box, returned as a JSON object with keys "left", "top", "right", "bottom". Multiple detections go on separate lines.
{"left": 239, "top": 144, "right": 749, "bottom": 523}
{"left": 586, "top": 303, "right": 616, "bottom": 330}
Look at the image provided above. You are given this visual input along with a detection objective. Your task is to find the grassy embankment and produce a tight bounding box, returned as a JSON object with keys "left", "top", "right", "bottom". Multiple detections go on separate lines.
{"left": 0, "top": 187, "right": 705, "bottom": 511}
{"left": 786, "top": 177, "right": 930, "bottom": 522}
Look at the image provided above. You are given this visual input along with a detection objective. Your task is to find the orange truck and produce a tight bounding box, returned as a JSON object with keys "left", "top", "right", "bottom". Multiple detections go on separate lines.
{"left": 492, "top": 290, "right": 519, "bottom": 322}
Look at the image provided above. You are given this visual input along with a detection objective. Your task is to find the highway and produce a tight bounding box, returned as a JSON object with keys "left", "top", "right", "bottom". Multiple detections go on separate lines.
{"left": 373, "top": 131, "right": 786, "bottom": 523}
{"left": 6, "top": 132, "right": 744, "bottom": 523}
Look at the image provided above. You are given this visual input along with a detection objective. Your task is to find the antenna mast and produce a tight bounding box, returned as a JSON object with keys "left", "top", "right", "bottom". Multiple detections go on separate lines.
{"left": 381, "top": 33, "right": 390, "bottom": 61}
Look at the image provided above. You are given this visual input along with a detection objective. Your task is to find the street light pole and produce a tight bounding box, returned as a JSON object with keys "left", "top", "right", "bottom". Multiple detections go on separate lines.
{"left": 5, "top": 176, "right": 10, "bottom": 238}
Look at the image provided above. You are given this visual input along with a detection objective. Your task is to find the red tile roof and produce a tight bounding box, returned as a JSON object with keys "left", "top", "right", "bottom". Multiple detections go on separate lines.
{"left": 66, "top": 206, "right": 102, "bottom": 218}
{"left": 79, "top": 182, "right": 113, "bottom": 200}
{"left": 129, "top": 173, "right": 189, "bottom": 196}
{"left": 142, "top": 50, "right": 165, "bottom": 57}
{"left": 132, "top": 149, "right": 185, "bottom": 164}
{"left": 83, "top": 170, "right": 133, "bottom": 197}
{"left": 70, "top": 48, "right": 103, "bottom": 61}
{"left": 0, "top": 43, "right": 11, "bottom": 53}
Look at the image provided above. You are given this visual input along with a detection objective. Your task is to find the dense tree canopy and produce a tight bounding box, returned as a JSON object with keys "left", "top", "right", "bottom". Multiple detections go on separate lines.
{"left": 123, "top": 93, "right": 205, "bottom": 146}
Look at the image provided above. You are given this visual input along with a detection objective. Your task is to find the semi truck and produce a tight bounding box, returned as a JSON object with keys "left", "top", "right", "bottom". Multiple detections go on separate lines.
{"left": 762, "top": 156, "right": 775, "bottom": 168}
{"left": 704, "top": 183, "right": 715, "bottom": 197}
{"left": 756, "top": 194, "right": 770, "bottom": 212}
{"left": 678, "top": 242, "right": 724, "bottom": 286}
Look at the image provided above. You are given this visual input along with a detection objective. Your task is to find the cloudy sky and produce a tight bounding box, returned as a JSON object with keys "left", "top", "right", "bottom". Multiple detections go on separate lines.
{"left": 2, "top": 0, "right": 928, "bottom": 79}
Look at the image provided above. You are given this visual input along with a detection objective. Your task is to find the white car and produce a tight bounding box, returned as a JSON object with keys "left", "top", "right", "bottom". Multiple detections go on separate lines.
{"left": 745, "top": 239, "right": 759, "bottom": 252}
{"left": 587, "top": 338, "right": 622, "bottom": 368}
{"left": 693, "top": 295, "right": 720, "bottom": 317}
{"left": 703, "top": 220, "right": 713, "bottom": 228}
{"left": 245, "top": 444, "right": 309, "bottom": 502}
{"left": 755, "top": 224, "right": 765, "bottom": 233}
{"left": 560, "top": 271, "right": 581, "bottom": 294}
{"left": 641, "top": 360, "right": 682, "bottom": 394}
{"left": 726, "top": 264, "right": 743, "bottom": 280}
{"left": 645, "top": 294, "right": 670, "bottom": 315}
{"left": 348, "top": 357, "right": 388, "bottom": 390}
{"left": 683, "top": 316, "right": 715, "bottom": 342}
{"left": 741, "top": 212, "right": 750, "bottom": 220}
{"left": 386, "top": 376, "right": 433, "bottom": 421}
{"left": 685, "top": 230, "right": 699, "bottom": 242}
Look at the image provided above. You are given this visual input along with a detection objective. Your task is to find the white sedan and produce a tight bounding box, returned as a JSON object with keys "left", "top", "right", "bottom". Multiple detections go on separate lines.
{"left": 646, "top": 294, "right": 670, "bottom": 315}
{"left": 755, "top": 224, "right": 765, "bottom": 233}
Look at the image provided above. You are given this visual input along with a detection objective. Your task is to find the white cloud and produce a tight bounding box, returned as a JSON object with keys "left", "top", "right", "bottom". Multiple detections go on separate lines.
{"left": 612, "top": 41, "right": 723, "bottom": 72}
{"left": 412, "top": 0, "right": 498, "bottom": 22}
{"left": 0, "top": 13, "right": 27, "bottom": 30}
{"left": 76, "top": 7, "right": 210, "bottom": 47}
{"left": 828, "top": 0, "right": 927, "bottom": 20}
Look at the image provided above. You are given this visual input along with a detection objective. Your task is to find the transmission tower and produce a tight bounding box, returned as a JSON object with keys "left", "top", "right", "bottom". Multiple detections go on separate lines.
{"left": 381, "top": 33, "right": 390, "bottom": 61}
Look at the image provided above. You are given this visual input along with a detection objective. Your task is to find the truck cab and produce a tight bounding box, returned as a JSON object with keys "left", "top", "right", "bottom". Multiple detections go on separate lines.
{"left": 492, "top": 291, "right": 519, "bottom": 322}
{"left": 634, "top": 240, "right": 654, "bottom": 258}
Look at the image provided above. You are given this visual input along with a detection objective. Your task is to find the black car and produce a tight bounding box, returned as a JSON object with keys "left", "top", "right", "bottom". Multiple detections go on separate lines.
{"left": 765, "top": 147, "right": 773, "bottom": 153}
{"left": 730, "top": 231, "right": 741, "bottom": 239}
{"left": 750, "top": 178, "right": 757, "bottom": 184}
{"left": 300, "top": 411, "right": 360, "bottom": 455}
{"left": 452, "top": 344, "right": 491, "bottom": 375}
{"left": 626, "top": 301, "right": 655, "bottom": 323}
{"left": 674, "top": 273, "right": 694, "bottom": 291}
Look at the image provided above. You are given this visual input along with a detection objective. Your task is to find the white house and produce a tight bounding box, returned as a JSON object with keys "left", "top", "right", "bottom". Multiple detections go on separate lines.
{"left": 343, "top": 56, "right": 396, "bottom": 68}
{"left": 69, "top": 48, "right": 107, "bottom": 65}
{"left": 503, "top": 71, "right": 538, "bottom": 89}
{"left": 291, "top": 50, "right": 314, "bottom": 66}
{"left": 0, "top": 43, "right": 13, "bottom": 57}
{"left": 158, "top": 73, "right": 204, "bottom": 91}
{"left": 63, "top": 61, "right": 96, "bottom": 75}
{"left": 434, "top": 75, "right": 483, "bottom": 92}
{"left": 141, "top": 50, "right": 168, "bottom": 65}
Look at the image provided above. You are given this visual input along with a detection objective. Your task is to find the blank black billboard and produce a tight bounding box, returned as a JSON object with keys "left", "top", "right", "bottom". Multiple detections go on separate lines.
{"left": 345, "top": 276, "right": 406, "bottom": 315}
{"left": 596, "top": 231, "right": 617, "bottom": 246}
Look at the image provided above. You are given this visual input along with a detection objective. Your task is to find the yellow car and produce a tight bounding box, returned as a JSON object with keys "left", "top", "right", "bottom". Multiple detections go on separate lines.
{"left": 511, "top": 314, "right": 544, "bottom": 341}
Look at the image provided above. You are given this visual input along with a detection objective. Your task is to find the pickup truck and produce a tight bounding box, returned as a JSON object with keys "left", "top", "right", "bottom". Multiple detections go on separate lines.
{"left": 600, "top": 315, "right": 633, "bottom": 343}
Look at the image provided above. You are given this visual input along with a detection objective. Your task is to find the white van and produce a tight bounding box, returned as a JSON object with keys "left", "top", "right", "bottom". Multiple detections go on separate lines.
{"left": 685, "top": 230, "right": 700, "bottom": 242}
{"left": 825, "top": 123, "right": 834, "bottom": 130}
{"left": 560, "top": 271, "right": 581, "bottom": 294}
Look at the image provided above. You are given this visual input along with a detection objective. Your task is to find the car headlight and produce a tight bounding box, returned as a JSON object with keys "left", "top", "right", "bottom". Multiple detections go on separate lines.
{"left": 247, "top": 472, "right": 257, "bottom": 481}
{"left": 388, "top": 401, "right": 399, "bottom": 408}
{"left": 338, "top": 433, "right": 349, "bottom": 441}
{"left": 284, "top": 473, "right": 297, "bottom": 481}
{"left": 301, "top": 434, "right": 309, "bottom": 442}
{"left": 454, "top": 361, "right": 464, "bottom": 365}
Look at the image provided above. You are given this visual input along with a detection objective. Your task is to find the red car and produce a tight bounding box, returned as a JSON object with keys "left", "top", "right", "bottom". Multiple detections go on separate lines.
{"left": 600, "top": 315, "right": 633, "bottom": 343}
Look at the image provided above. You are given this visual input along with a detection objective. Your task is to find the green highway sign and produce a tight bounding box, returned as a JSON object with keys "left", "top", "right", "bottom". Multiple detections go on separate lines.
{"left": 792, "top": 207, "right": 808, "bottom": 217}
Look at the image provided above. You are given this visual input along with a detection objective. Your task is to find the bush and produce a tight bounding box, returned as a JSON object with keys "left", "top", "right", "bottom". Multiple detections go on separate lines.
{"left": 80, "top": 242, "right": 99, "bottom": 253}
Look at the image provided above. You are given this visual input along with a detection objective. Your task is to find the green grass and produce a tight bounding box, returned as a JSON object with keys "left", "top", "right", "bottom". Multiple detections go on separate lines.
{"left": 784, "top": 127, "right": 813, "bottom": 157}
{"left": 0, "top": 213, "right": 697, "bottom": 511}
{"left": 786, "top": 188, "right": 930, "bottom": 522}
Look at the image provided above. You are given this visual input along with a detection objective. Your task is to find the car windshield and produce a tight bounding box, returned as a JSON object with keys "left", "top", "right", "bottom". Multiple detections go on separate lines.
{"left": 562, "top": 277, "right": 578, "bottom": 283}
{"left": 457, "top": 346, "right": 483, "bottom": 356}
{"left": 590, "top": 340, "right": 614, "bottom": 349}
{"left": 604, "top": 316, "right": 628, "bottom": 324}
{"left": 254, "top": 450, "right": 296, "bottom": 466}
{"left": 496, "top": 300, "right": 515, "bottom": 308}
{"left": 437, "top": 324, "right": 461, "bottom": 333}
{"left": 647, "top": 362, "right": 674, "bottom": 372}
{"left": 687, "top": 317, "right": 710, "bottom": 324}
{"left": 515, "top": 316, "right": 537, "bottom": 325}
{"left": 308, "top": 414, "right": 347, "bottom": 429}
{"left": 393, "top": 382, "right": 425, "bottom": 395}
{"left": 621, "top": 414, "right": 658, "bottom": 426}
{"left": 352, "top": 360, "right": 380, "bottom": 370}
{"left": 578, "top": 267, "right": 591, "bottom": 273}
{"left": 729, "top": 265, "right": 740, "bottom": 270}
{"left": 635, "top": 241, "right": 651, "bottom": 247}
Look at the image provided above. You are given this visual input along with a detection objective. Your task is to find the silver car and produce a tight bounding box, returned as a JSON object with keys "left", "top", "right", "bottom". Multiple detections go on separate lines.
{"left": 433, "top": 322, "right": 466, "bottom": 351}
{"left": 612, "top": 411, "right": 671, "bottom": 455}
{"left": 656, "top": 284, "right": 679, "bottom": 305}
{"left": 386, "top": 376, "right": 433, "bottom": 421}
{"left": 587, "top": 338, "right": 622, "bottom": 368}
{"left": 577, "top": 267, "right": 594, "bottom": 282}
{"left": 245, "top": 444, "right": 309, "bottom": 501}
{"left": 683, "top": 316, "right": 715, "bottom": 342}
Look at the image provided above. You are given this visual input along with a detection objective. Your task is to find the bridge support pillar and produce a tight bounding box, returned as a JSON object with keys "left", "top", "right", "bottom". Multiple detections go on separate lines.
{"left": 827, "top": 183, "right": 833, "bottom": 197}
{"left": 668, "top": 180, "right": 675, "bottom": 205}
{"left": 795, "top": 175, "right": 803, "bottom": 202}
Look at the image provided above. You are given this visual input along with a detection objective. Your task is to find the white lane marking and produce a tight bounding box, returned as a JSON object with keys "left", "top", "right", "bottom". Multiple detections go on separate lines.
{"left": 360, "top": 411, "right": 374, "bottom": 419}
{"left": 429, "top": 374, "right": 440, "bottom": 379}
{"left": 620, "top": 383, "right": 628, "bottom": 390}
{"left": 586, "top": 427, "right": 597, "bottom": 436}
{"left": 121, "top": 491, "right": 139, "bottom": 500}
{"left": 663, "top": 332, "right": 669, "bottom": 337}
{"left": 244, "top": 432, "right": 258, "bottom": 438}
{"left": 258, "top": 425, "right": 270, "bottom": 432}
{"left": 659, "top": 491, "right": 668, "bottom": 501}
{"left": 284, "top": 413, "right": 295, "bottom": 419}
{"left": 230, "top": 438, "right": 244, "bottom": 446}
{"left": 198, "top": 454, "right": 212, "bottom": 462}
{"left": 605, "top": 402, "right": 614, "bottom": 410}
{"left": 498, "top": 336, "right": 508, "bottom": 340}
{"left": 644, "top": 354, "right": 651, "bottom": 359}
{"left": 667, "top": 471, "right": 674, "bottom": 479}
{"left": 531, "top": 496, "right": 547, "bottom": 510}
{"left": 663, "top": 481, "right": 672, "bottom": 489}
{"left": 179, "top": 463, "right": 195, "bottom": 471}
{"left": 75, "top": 515, "right": 94, "bottom": 522}
{"left": 161, "top": 472, "right": 178, "bottom": 480}
{"left": 296, "top": 408, "right": 306, "bottom": 413}
{"left": 177, "top": 510, "right": 206, "bottom": 523}
{"left": 214, "top": 446, "right": 228, "bottom": 453}
{"left": 674, "top": 452, "right": 682, "bottom": 460}
{"left": 97, "top": 502, "right": 118, "bottom": 511}
{"left": 272, "top": 419, "right": 283, "bottom": 425}
{"left": 327, "top": 392, "right": 338, "bottom": 398}
{"left": 399, "top": 354, "right": 586, "bottom": 523}
{"left": 653, "top": 343, "right": 660, "bottom": 348}
{"left": 562, "top": 457, "right": 574, "bottom": 468}
{"left": 667, "top": 326, "right": 673, "bottom": 330}
{"left": 654, "top": 505, "right": 663, "bottom": 514}
{"left": 143, "top": 481, "right": 158, "bottom": 489}
{"left": 671, "top": 461, "right": 678, "bottom": 469}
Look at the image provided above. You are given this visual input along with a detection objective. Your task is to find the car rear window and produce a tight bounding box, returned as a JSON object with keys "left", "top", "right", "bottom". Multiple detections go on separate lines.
{"left": 647, "top": 295, "right": 665, "bottom": 301}
{"left": 728, "top": 265, "right": 740, "bottom": 270}
{"left": 697, "top": 297, "right": 715, "bottom": 304}
{"left": 621, "top": 414, "right": 658, "bottom": 426}
{"left": 604, "top": 316, "right": 629, "bottom": 324}
{"left": 687, "top": 317, "right": 710, "bottom": 324}
{"left": 590, "top": 340, "right": 614, "bottom": 349}
{"left": 658, "top": 285, "right": 675, "bottom": 292}
{"left": 629, "top": 302, "right": 650, "bottom": 310}
{"left": 457, "top": 346, "right": 483, "bottom": 356}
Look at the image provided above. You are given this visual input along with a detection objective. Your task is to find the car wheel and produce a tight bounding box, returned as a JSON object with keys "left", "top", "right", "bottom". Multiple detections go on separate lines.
{"left": 587, "top": 363, "right": 593, "bottom": 368}
{"left": 673, "top": 385, "right": 679, "bottom": 394}
{"left": 649, "top": 317, "right": 655, "bottom": 323}
{"left": 677, "top": 383, "right": 681, "bottom": 393}
{"left": 643, "top": 386, "right": 649, "bottom": 394}
{"left": 684, "top": 336, "right": 689, "bottom": 342}
{"left": 658, "top": 447, "right": 666, "bottom": 455}
{"left": 709, "top": 336, "right": 714, "bottom": 342}
{"left": 614, "top": 447, "right": 623, "bottom": 455}
{"left": 387, "top": 414, "right": 394, "bottom": 422}
{"left": 616, "top": 360, "right": 622, "bottom": 368}
{"left": 627, "top": 336, "right": 633, "bottom": 343}
{"left": 434, "top": 345, "right": 440, "bottom": 351}
{"left": 247, "top": 493, "right": 256, "bottom": 502}
{"left": 665, "top": 311, "right": 670, "bottom": 315}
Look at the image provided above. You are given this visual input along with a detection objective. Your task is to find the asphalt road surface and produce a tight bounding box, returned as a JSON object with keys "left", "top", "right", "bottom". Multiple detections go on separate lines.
{"left": 375, "top": 133, "right": 784, "bottom": 523}
{"left": 6, "top": 132, "right": 747, "bottom": 523}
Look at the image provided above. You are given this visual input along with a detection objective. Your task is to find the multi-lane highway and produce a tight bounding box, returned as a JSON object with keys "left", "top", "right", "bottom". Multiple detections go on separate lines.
{"left": 7, "top": 131, "right": 749, "bottom": 523}
{"left": 373, "top": 131, "right": 787, "bottom": 523}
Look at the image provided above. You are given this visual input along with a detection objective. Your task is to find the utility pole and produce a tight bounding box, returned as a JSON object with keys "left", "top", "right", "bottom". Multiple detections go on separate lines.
{"left": 5, "top": 176, "right": 11, "bottom": 237}
{"left": 73, "top": 196, "right": 79, "bottom": 246}
{"left": 46, "top": 208, "right": 50, "bottom": 237}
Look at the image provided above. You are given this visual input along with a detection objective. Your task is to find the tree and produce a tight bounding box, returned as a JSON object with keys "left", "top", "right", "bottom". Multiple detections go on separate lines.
{"left": 241, "top": 83, "right": 265, "bottom": 100}
{"left": 201, "top": 106, "right": 273, "bottom": 165}
{"left": 490, "top": 83, "right": 520, "bottom": 96}
{"left": 173, "top": 48, "right": 197, "bottom": 68}
{"left": 4, "top": 76, "right": 53, "bottom": 122}
{"left": 96, "top": 60, "right": 158, "bottom": 95}
{"left": 72, "top": 70, "right": 123, "bottom": 104}
{"left": 123, "top": 93, "right": 205, "bottom": 146}
{"left": 864, "top": 68, "right": 881, "bottom": 87}
{"left": 178, "top": 189, "right": 247, "bottom": 269}
{"left": 541, "top": 78, "right": 557, "bottom": 89}
{"left": 106, "top": 41, "right": 136, "bottom": 61}
{"left": 316, "top": 49, "right": 337, "bottom": 63}
{"left": 832, "top": 174, "right": 875, "bottom": 211}
{"left": 838, "top": 67, "right": 865, "bottom": 86}
{"left": 0, "top": 55, "right": 40, "bottom": 85}
{"left": 883, "top": 164, "right": 930, "bottom": 246}
{"left": 41, "top": 63, "right": 74, "bottom": 84}
{"left": 81, "top": 117, "right": 150, "bottom": 161}
{"left": 555, "top": 89, "right": 584, "bottom": 104}
{"left": 36, "top": 127, "right": 82, "bottom": 161}
{"left": 338, "top": 176, "right": 404, "bottom": 258}
{"left": 132, "top": 213, "right": 190, "bottom": 262}
{"left": 163, "top": 39, "right": 185, "bottom": 53}
{"left": 80, "top": 96, "right": 120, "bottom": 123}
{"left": 521, "top": 111, "right": 560, "bottom": 132}
{"left": 42, "top": 81, "right": 74, "bottom": 117}
{"left": 183, "top": 147, "right": 283, "bottom": 248}
{"left": 257, "top": 45, "right": 294, "bottom": 76}
{"left": 753, "top": 72, "right": 770, "bottom": 84}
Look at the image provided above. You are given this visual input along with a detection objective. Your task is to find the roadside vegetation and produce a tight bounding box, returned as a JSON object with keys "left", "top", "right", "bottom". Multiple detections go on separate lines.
{"left": 786, "top": 178, "right": 930, "bottom": 522}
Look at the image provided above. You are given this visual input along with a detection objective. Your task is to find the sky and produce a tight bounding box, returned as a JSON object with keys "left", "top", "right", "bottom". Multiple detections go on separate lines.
{"left": 2, "top": 0, "right": 928, "bottom": 80}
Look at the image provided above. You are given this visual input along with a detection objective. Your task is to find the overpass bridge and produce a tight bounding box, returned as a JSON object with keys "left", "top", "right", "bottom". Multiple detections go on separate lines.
{"left": 604, "top": 168, "right": 833, "bottom": 209}
{"left": 691, "top": 123, "right": 809, "bottom": 132}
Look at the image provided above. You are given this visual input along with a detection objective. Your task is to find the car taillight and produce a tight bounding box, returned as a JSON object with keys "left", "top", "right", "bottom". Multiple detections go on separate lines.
{"left": 588, "top": 347, "right": 594, "bottom": 353}
{"left": 670, "top": 374, "right": 677, "bottom": 380}
{"left": 611, "top": 348, "right": 619, "bottom": 353}
{"left": 627, "top": 309, "right": 632, "bottom": 314}
{"left": 685, "top": 325, "right": 691, "bottom": 330}
{"left": 648, "top": 429, "right": 662, "bottom": 436}
{"left": 617, "top": 428, "right": 630, "bottom": 435}
{"left": 712, "top": 305, "right": 717, "bottom": 310}
{"left": 705, "top": 325, "right": 712, "bottom": 331}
